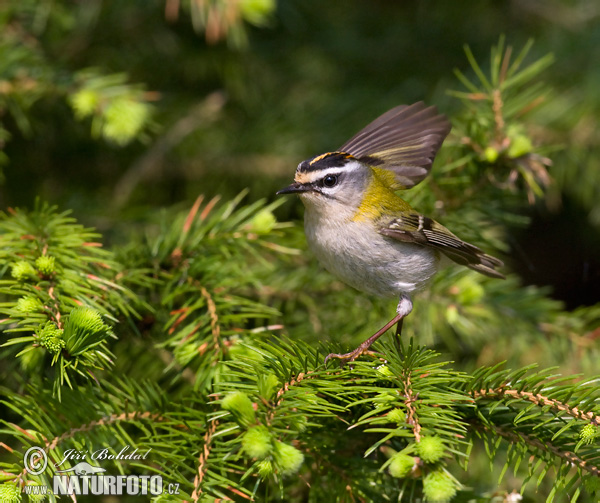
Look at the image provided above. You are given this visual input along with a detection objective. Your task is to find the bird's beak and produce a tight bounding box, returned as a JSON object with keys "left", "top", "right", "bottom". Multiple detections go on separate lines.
{"left": 276, "top": 182, "right": 312, "bottom": 195}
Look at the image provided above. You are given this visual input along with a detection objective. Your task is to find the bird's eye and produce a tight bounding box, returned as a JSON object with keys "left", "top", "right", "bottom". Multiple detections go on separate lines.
{"left": 322, "top": 174, "right": 338, "bottom": 188}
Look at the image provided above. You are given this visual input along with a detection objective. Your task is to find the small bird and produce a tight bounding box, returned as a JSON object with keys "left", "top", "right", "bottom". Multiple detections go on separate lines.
{"left": 277, "top": 102, "right": 504, "bottom": 364}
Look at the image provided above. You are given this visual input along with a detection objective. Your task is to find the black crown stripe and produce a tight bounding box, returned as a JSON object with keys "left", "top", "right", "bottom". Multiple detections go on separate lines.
{"left": 298, "top": 151, "right": 355, "bottom": 173}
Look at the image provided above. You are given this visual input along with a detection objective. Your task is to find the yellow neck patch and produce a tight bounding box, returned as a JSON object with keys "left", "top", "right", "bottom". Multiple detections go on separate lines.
{"left": 352, "top": 169, "right": 412, "bottom": 222}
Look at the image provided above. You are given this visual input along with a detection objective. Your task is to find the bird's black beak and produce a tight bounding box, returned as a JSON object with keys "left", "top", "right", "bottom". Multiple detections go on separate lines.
{"left": 276, "top": 182, "right": 312, "bottom": 195}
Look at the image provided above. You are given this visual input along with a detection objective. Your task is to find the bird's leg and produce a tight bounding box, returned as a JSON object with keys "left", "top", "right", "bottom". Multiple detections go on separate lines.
{"left": 325, "top": 294, "right": 413, "bottom": 366}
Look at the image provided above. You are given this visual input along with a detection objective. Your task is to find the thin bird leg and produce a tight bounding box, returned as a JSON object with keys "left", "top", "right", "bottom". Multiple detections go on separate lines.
{"left": 325, "top": 294, "right": 412, "bottom": 366}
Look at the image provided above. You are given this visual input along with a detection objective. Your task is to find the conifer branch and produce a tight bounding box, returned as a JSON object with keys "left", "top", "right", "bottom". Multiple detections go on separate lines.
{"left": 402, "top": 371, "right": 422, "bottom": 443}
{"left": 192, "top": 419, "right": 217, "bottom": 502}
{"left": 472, "top": 388, "right": 600, "bottom": 424}
{"left": 46, "top": 284, "right": 63, "bottom": 329}
{"left": 198, "top": 284, "right": 221, "bottom": 356}
{"left": 275, "top": 371, "right": 311, "bottom": 402}
{"left": 266, "top": 370, "right": 314, "bottom": 425}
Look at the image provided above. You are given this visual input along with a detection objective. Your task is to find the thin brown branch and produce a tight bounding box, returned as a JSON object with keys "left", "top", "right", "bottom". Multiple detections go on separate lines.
{"left": 199, "top": 285, "right": 221, "bottom": 360}
{"left": 265, "top": 371, "right": 315, "bottom": 426}
{"left": 46, "top": 285, "right": 62, "bottom": 329}
{"left": 402, "top": 372, "right": 422, "bottom": 442}
{"left": 192, "top": 419, "right": 218, "bottom": 502}
{"left": 472, "top": 388, "right": 600, "bottom": 424}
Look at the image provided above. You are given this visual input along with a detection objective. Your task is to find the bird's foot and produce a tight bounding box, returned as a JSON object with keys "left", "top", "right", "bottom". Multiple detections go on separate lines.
{"left": 324, "top": 306, "right": 409, "bottom": 367}
{"left": 324, "top": 345, "right": 381, "bottom": 366}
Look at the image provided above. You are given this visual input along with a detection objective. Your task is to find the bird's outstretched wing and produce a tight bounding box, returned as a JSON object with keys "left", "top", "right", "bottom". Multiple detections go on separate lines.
{"left": 339, "top": 102, "right": 452, "bottom": 190}
{"left": 379, "top": 213, "right": 505, "bottom": 278}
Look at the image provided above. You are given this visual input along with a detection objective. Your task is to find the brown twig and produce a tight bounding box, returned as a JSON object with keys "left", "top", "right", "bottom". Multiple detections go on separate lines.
{"left": 198, "top": 285, "right": 221, "bottom": 361}
{"left": 265, "top": 371, "right": 314, "bottom": 426}
{"left": 472, "top": 388, "right": 600, "bottom": 425}
{"left": 402, "top": 372, "right": 422, "bottom": 442}
{"left": 192, "top": 419, "right": 218, "bottom": 502}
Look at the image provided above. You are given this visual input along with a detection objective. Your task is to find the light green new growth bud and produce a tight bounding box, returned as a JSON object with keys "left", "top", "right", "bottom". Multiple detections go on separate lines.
{"left": 417, "top": 436, "right": 446, "bottom": 464}
{"left": 423, "top": 470, "right": 458, "bottom": 502}
{"left": 70, "top": 88, "right": 100, "bottom": 119}
{"left": 0, "top": 482, "right": 22, "bottom": 502}
{"left": 258, "top": 372, "right": 279, "bottom": 400}
{"left": 242, "top": 425, "right": 273, "bottom": 459}
{"left": 68, "top": 307, "right": 105, "bottom": 334}
{"left": 37, "top": 322, "right": 66, "bottom": 355}
{"left": 248, "top": 209, "right": 276, "bottom": 234}
{"left": 240, "top": 0, "right": 275, "bottom": 26}
{"left": 35, "top": 255, "right": 56, "bottom": 276}
{"left": 507, "top": 134, "right": 533, "bottom": 159}
{"left": 256, "top": 459, "right": 274, "bottom": 478}
{"left": 38, "top": 322, "right": 64, "bottom": 340}
{"left": 16, "top": 296, "right": 43, "bottom": 314}
{"left": 580, "top": 423, "right": 598, "bottom": 444}
{"left": 102, "top": 97, "right": 150, "bottom": 145}
{"left": 221, "top": 391, "right": 256, "bottom": 426}
{"left": 388, "top": 453, "right": 416, "bottom": 478}
{"left": 63, "top": 307, "right": 113, "bottom": 356}
{"left": 11, "top": 261, "right": 37, "bottom": 281}
{"left": 273, "top": 441, "right": 304, "bottom": 475}
{"left": 42, "top": 336, "right": 66, "bottom": 355}
{"left": 483, "top": 146, "right": 499, "bottom": 163}
{"left": 387, "top": 408, "right": 406, "bottom": 424}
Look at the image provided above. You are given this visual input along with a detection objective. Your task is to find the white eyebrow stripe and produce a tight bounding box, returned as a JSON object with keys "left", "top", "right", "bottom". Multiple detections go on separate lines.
{"left": 295, "top": 162, "right": 362, "bottom": 183}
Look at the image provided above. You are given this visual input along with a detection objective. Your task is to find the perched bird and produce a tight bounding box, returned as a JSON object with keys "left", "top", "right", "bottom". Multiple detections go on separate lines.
{"left": 277, "top": 102, "right": 504, "bottom": 364}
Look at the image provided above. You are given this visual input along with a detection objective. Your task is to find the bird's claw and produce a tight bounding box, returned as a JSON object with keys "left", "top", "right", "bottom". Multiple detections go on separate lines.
{"left": 324, "top": 346, "right": 381, "bottom": 367}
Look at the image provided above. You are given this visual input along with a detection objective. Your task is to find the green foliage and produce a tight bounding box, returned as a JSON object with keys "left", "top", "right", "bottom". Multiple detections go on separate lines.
{"left": 0, "top": 482, "right": 21, "bottom": 503}
{"left": 417, "top": 436, "right": 447, "bottom": 464}
{"left": 388, "top": 453, "right": 416, "bottom": 478}
{"left": 448, "top": 37, "right": 555, "bottom": 204}
{"left": 0, "top": 202, "right": 144, "bottom": 398}
{"left": 184, "top": 0, "right": 276, "bottom": 46}
{"left": 423, "top": 470, "right": 459, "bottom": 503}
{"left": 221, "top": 391, "right": 256, "bottom": 427}
{"left": 69, "top": 70, "right": 154, "bottom": 145}
{"left": 272, "top": 441, "right": 304, "bottom": 476}
{"left": 241, "top": 425, "right": 273, "bottom": 459}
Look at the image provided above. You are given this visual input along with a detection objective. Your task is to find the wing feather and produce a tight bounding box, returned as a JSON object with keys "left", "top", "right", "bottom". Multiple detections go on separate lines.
{"left": 340, "top": 102, "right": 452, "bottom": 189}
{"left": 379, "top": 213, "right": 505, "bottom": 279}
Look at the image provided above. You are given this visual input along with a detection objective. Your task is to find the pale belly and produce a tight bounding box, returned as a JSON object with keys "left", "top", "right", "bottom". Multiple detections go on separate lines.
{"left": 304, "top": 212, "right": 439, "bottom": 297}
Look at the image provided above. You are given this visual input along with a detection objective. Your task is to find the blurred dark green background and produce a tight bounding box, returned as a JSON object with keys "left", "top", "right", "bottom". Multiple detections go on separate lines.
{"left": 1, "top": 0, "right": 599, "bottom": 305}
